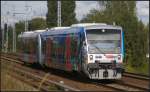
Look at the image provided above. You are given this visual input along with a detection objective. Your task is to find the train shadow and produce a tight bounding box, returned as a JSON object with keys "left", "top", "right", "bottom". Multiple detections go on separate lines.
{"left": 26, "top": 63, "right": 118, "bottom": 85}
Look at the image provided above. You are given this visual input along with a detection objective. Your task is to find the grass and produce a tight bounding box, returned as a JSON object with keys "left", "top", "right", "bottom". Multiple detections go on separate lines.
{"left": 125, "top": 61, "right": 149, "bottom": 76}
{"left": 1, "top": 61, "right": 38, "bottom": 91}
{"left": 0, "top": 59, "right": 60, "bottom": 91}
{"left": 1, "top": 72, "right": 38, "bottom": 91}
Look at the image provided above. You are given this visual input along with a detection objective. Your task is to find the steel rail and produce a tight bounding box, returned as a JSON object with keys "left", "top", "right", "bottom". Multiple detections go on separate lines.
{"left": 1, "top": 54, "right": 149, "bottom": 91}
{"left": 1, "top": 57, "right": 80, "bottom": 91}
{"left": 1, "top": 56, "right": 119, "bottom": 91}
{"left": 116, "top": 80, "right": 149, "bottom": 91}
{"left": 123, "top": 72, "right": 150, "bottom": 81}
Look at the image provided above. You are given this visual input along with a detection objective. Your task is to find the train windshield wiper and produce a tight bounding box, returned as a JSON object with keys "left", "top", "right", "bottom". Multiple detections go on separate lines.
{"left": 91, "top": 44, "right": 105, "bottom": 54}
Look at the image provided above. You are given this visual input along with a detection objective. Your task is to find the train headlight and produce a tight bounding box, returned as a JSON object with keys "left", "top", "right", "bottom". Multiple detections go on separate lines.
{"left": 89, "top": 55, "right": 93, "bottom": 60}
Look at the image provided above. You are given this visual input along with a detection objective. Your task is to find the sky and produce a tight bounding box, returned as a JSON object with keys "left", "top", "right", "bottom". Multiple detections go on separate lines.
{"left": 1, "top": 1, "right": 149, "bottom": 28}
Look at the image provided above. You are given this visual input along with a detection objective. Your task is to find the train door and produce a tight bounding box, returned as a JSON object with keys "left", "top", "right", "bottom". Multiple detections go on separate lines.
{"left": 45, "top": 37, "right": 52, "bottom": 67}
{"left": 29, "top": 38, "right": 35, "bottom": 63}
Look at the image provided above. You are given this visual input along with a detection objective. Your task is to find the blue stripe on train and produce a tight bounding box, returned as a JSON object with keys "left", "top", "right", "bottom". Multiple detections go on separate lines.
{"left": 122, "top": 31, "right": 125, "bottom": 59}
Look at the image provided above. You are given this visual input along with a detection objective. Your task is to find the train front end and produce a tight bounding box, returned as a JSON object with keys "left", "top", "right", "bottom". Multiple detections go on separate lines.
{"left": 83, "top": 25, "right": 124, "bottom": 79}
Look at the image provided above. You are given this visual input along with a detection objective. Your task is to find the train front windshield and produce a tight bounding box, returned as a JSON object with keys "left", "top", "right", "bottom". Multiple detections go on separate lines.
{"left": 86, "top": 29, "right": 121, "bottom": 54}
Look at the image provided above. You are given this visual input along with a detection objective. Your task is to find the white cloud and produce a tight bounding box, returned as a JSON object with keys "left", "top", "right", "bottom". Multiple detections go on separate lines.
{"left": 75, "top": 1, "right": 99, "bottom": 21}
{"left": 1, "top": 1, "right": 47, "bottom": 27}
{"left": 136, "top": 1, "right": 149, "bottom": 24}
{"left": 1, "top": 1, "right": 47, "bottom": 20}
{"left": 75, "top": 1, "right": 149, "bottom": 24}
{"left": 137, "top": 1, "right": 149, "bottom": 17}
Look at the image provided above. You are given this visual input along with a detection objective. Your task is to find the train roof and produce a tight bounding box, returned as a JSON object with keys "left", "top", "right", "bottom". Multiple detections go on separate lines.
{"left": 41, "top": 23, "right": 122, "bottom": 36}
{"left": 18, "top": 23, "right": 122, "bottom": 38}
{"left": 41, "top": 27, "right": 83, "bottom": 36}
{"left": 50, "top": 27, "right": 71, "bottom": 30}
{"left": 71, "top": 23, "right": 107, "bottom": 27}
{"left": 18, "top": 29, "right": 46, "bottom": 38}
{"left": 71, "top": 23, "right": 122, "bottom": 30}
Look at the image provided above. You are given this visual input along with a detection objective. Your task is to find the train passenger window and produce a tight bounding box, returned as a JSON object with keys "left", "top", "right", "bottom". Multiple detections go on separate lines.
{"left": 69, "top": 34, "right": 79, "bottom": 64}
{"left": 71, "top": 35, "right": 78, "bottom": 56}
{"left": 22, "top": 38, "right": 37, "bottom": 55}
{"left": 59, "top": 35, "right": 66, "bottom": 63}
{"left": 24, "top": 39, "right": 29, "bottom": 54}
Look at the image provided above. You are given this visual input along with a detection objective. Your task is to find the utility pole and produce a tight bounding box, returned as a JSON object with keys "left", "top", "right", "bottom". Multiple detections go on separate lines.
{"left": 12, "top": 12, "right": 25, "bottom": 52}
{"left": 25, "top": 1, "right": 32, "bottom": 31}
{"left": 2, "top": 2, "right": 6, "bottom": 52}
{"left": 2, "top": 27, "right": 4, "bottom": 52}
{"left": 12, "top": 5, "right": 16, "bottom": 52}
{"left": 5, "top": 11, "right": 9, "bottom": 53}
{"left": 57, "top": 1, "right": 61, "bottom": 27}
{"left": 3, "top": 23, "right": 8, "bottom": 53}
{"left": 12, "top": 13, "right": 16, "bottom": 53}
{"left": 2, "top": 17, "right": 8, "bottom": 53}
{"left": 12, "top": 5, "right": 26, "bottom": 52}
{"left": 2, "top": 17, "right": 5, "bottom": 52}
{"left": 5, "top": 24, "right": 8, "bottom": 53}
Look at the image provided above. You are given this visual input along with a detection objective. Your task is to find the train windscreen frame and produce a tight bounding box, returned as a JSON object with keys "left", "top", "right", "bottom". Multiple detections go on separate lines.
{"left": 86, "top": 29, "right": 121, "bottom": 54}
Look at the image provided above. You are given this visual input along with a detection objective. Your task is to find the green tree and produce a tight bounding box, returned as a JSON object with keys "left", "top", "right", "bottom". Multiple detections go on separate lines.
{"left": 0, "top": 28, "right": 3, "bottom": 51}
{"left": 46, "top": 0, "right": 57, "bottom": 28}
{"left": 15, "top": 21, "right": 25, "bottom": 51}
{"left": 3, "top": 23, "right": 8, "bottom": 52}
{"left": 145, "top": 23, "right": 149, "bottom": 59}
{"left": 61, "top": 0, "right": 77, "bottom": 26}
{"left": 15, "top": 21, "right": 25, "bottom": 36}
{"left": 28, "top": 18, "right": 47, "bottom": 31}
{"left": 8, "top": 26, "right": 13, "bottom": 52}
{"left": 81, "top": 9, "right": 108, "bottom": 23}
{"left": 46, "top": 0, "right": 77, "bottom": 28}
{"left": 4, "top": 23, "right": 7, "bottom": 42}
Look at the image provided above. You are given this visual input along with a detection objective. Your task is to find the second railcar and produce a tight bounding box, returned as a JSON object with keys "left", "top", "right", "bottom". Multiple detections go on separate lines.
{"left": 40, "top": 27, "right": 85, "bottom": 71}
{"left": 18, "top": 30, "right": 46, "bottom": 64}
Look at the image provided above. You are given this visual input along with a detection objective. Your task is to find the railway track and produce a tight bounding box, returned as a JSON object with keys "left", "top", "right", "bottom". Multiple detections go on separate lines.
{"left": 1, "top": 55, "right": 116, "bottom": 91}
{"left": 123, "top": 71, "right": 149, "bottom": 80}
{"left": 1, "top": 57, "right": 79, "bottom": 91}
{"left": 1, "top": 53, "right": 150, "bottom": 91}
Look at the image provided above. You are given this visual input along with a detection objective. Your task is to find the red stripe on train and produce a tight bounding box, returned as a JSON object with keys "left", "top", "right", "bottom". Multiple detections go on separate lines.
{"left": 105, "top": 55, "right": 114, "bottom": 58}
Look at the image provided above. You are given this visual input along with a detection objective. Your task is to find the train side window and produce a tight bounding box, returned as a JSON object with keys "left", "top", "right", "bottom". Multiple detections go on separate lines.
{"left": 58, "top": 35, "right": 65, "bottom": 63}
{"left": 68, "top": 34, "right": 77, "bottom": 64}
{"left": 59, "top": 35, "right": 65, "bottom": 64}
